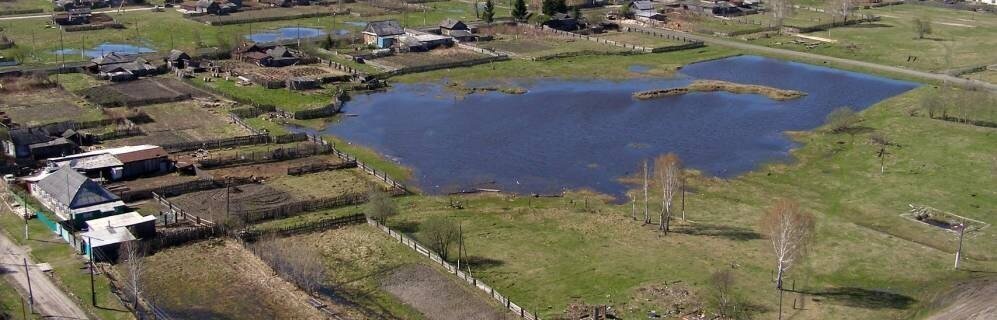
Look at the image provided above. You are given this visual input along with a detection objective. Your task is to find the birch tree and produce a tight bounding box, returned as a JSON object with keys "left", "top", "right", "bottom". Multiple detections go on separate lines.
{"left": 655, "top": 153, "right": 682, "bottom": 233}
{"left": 711, "top": 269, "right": 739, "bottom": 319}
{"left": 870, "top": 132, "right": 892, "bottom": 174}
{"left": 643, "top": 159, "right": 650, "bottom": 225}
{"left": 423, "top": 217, "right": 460, "bottom": 261}
{"left": 759, "top": 200, "right": 815, "bottom": 290}
{"left": 827, "top": 0, "right": 852, "bottom": 23}
{"left": 119, "top": 241, "right": 144, "bottom": 310}
{"left": 768, "top": 0, "right": 794, "bottom": 29}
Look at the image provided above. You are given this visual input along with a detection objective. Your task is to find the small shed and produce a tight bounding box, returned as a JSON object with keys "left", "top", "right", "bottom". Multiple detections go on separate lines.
{"left": 81, "top": 212, "right": 156, "bottom": 262}
{"left": 287, "top": 77, "right": 320, "bottom": 90}
{"left": 439, "top": 19, "right": 470, "bottom": 36}
{"left": 545, "top": 13, "right": 579, "bottom": 31}
{"left": 166, "top": 49, "right": 193, "bottom": 69}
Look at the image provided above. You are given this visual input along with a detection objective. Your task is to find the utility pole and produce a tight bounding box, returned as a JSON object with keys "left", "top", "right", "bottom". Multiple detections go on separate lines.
{"left": 954, "top": 223, "right": 965, "bottom": 270}
{"left": 88, "top": 236, "right": 96, "bottom": 306}
{"left": 23, "top": 258, "right": 33, "bottom": 313}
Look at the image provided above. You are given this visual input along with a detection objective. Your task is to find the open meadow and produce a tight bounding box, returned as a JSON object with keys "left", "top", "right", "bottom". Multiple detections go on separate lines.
{"left": 747, "top": 4, "right": 997, "bottom": 72}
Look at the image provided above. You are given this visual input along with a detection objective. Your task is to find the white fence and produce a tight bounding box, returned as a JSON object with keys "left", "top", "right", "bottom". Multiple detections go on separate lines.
{"left": 367, "top": 218, "right": 541, "bottom": 320}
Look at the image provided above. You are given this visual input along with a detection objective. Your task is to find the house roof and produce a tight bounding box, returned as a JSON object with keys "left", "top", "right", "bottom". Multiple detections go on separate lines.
{"left": 8, "top": 128, "right": 54, "bottom": 146}
{"left": 49, "top": 145, "right": 166, "bottom": 166}
{"left": 167, "top": 49, "right": 190, "bottom": 61}
{"left": 266, "top": 46, "right": 291, "bottom": 59}
{"left": 29, "top": 137, "right": 74, "bottom": 151}
{"left": 364, "top": 20, "right": 404, "bottom": 37}
{"left": 439, "top": 18, "right": 467, "bottom": 30}
{"left": 631, "top": 0, "right": 654, "bottom": 10}
{"left": 82, "top": 212, "right": 155, "bottom": 248}
{"left": 54, "top": 153, "right": 123, "bottom": 171}
{"left": 36, "top": 166, "right": 120, "bottom": 210}
{"left": 92, "top": 52, "right": 138, "bottom": 65}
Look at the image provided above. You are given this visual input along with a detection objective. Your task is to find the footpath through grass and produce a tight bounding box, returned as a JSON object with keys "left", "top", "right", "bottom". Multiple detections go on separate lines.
{"left": 0, "top": 210, "right": 134, "bottom": 320}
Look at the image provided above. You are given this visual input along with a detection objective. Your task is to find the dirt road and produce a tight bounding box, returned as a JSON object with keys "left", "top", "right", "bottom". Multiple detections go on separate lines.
{"left": 624, "top": 24, "right": 997, "bottom": 92}
{"left": 0, "top": 7, "right": 151, "bottom": 21}
{"left": 0, "top": 231, "right": 90, "bottom": 319}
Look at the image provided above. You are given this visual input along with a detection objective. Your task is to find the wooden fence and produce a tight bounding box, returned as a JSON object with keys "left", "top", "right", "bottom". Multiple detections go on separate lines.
{"left": 240, "top": 213, "right": 366, "bottom": 241}
{"left": 307, "top": 133, "right": 410, "bottom": 193}
{"left": 153, "top": 192, "right": 216, "bottom": 227}
{"left": 287, "top": 160, "right": 358, "bottom": 176}
{"left": 368, "top": 218, "right": 541, "bottom": 320}
{"left": 160, "top": 132, "right": 308, "bottom": 153}
{"left": 237, "top": 192, "right": 372, "bottom": 223}
{"left": 535, "top": 24, "right": 704, "bottom": 54}
{"left": 117, "top": 177, "right": 258, "bottom": 202}
{"left": 196, "top": 142, "right": 333, "bottom": 169}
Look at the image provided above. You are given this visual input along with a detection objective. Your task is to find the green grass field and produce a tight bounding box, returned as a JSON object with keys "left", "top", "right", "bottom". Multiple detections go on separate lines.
{"left": 286, "top": 85, "right": 996, "bottom": 319}
{"left": 748, "top": 4, "right": 997, "bottom": 72}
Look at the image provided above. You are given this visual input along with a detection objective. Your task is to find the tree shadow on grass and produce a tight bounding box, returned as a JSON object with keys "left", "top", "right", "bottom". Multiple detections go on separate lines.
{"left": 462, "top": 256, "right": 504, "bottom": 271}
{"left": 391, "top": 221, "right": 420, "bottom": 233}
{"left": 807, "top": 287, "right": 916, "bottom": 309}
{"left": 674, "top": 223, "right": 762, "bottom": 241}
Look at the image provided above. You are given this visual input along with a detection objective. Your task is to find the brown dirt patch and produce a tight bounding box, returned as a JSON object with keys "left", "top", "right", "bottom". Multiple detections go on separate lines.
{"left": 371, "top": 48, "right": 490, "bottom": 69}
{"left": 168, "top": 183, "right": 292, "bottom": 223}
{"left": 380, "top": 264, "right": 510, "bottom": 320}
{"left": 0, "top": 86, "right": 96, "bottom": 126}
{"left": 192, "top": 154, "right": 346, "bottom": 181}
{"left": 102, "top": 101, "right": 249, "bottom": 147}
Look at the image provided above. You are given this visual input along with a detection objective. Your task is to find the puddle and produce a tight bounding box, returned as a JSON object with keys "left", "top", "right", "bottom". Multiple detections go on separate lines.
{"left": 53, "top": 42, "right": 155, "bottom": 58}
{"left": 245, "top": 27, "right": 327, "bottom": 43}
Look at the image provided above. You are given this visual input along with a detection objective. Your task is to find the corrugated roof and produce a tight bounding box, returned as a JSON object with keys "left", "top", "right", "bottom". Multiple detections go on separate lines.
{"left": 364, "top": 20, "right": 404, "bottom": 37}
{"left": 114, "top": 146, "right": 167, "bottom": 164}
{"left": 36, "top": 166, "right": 120, "bottom": 209}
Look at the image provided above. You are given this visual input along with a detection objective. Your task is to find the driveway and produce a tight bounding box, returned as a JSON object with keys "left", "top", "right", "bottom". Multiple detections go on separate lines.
{"left": 0, "top": 229, "right": 90, "bottom": 319}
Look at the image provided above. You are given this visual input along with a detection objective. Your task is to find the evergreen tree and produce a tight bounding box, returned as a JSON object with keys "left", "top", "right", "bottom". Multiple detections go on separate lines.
{"left": 542, "top": 0, "right": 567, "bottom": 15}
{"left": 512, "top": 0, "right": 528, "bottom": 21}
{"left": 483, "top": 0, "right": 495, "bottom": 23}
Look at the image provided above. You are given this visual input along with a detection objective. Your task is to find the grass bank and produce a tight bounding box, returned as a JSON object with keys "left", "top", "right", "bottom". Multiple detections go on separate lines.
{"left": 295, "top": 85, "right": 995, "bottom": 319}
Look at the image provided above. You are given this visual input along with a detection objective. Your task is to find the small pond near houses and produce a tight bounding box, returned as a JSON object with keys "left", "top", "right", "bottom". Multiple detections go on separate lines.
{"left": 244, "top": 27, "right": 327, "bottom": 43}
{"left": 53, "top": 42, "right": 155, "bottom": 58}
{"left": 295, "top": 55, "right": 918, "bottom": 198}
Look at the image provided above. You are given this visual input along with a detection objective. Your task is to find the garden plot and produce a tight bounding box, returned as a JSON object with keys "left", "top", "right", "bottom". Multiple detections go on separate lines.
{"left": 475, "top": 24, "right": 626, "bottom": 58}
{"left": 367, "top": 47, "right": 492, "bottom": 70}
{"left": 227, "top": 61, "right": 352, "bottom": 84}
{"left": 132, "top": 239, "right": 329, "bottom": 320}
{"left": 267, "top": 168, "right": 374, "bottom": 200}
{"left": 79, "top": 78, "right": 212, "bottom": 107}
{"left": 168, "top": 183, "right": 294, "bottom": 223}
{"left": 272, "top": 225, "right": 509, "bottom": 319}
{"left": 0, "top": 85, "right": 104, "bottom": 126}
{"left": 101, "top": 101, "right": 249, "bottom": 147}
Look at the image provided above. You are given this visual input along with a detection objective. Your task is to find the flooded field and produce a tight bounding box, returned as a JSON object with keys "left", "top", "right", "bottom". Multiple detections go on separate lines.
{"left": 301, "top": 56, "right": 918, "bottom": 198}
{"left": 244, "top": 27, "right": 327, "bottom": 43}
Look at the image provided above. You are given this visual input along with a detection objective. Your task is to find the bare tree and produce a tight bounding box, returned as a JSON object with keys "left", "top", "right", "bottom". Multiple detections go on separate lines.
{"left": 655, "top": 153, "right": 682, "bottom": 233}
{"left": 870, "top": 132, "right": 892, "bottom": 174}
{"left": 912, "top": 17, "right": 932, "bottom": 40}
{"left": 825, "top": 106, "right": 859, "bottom": 133}
{"left": 422, "top": 216, "right": 460, "bottom": 261}
{"left": 768, "top": 0, "right": 794, "bottom": 29}
{"left": 365, "top": 187, "right": 398, "bottom": 224}
{"left": 827, "top": 0, "right": 852, "bottom": 23}
{"left": 760, "top": 200, "right": 815, "bottom": 290}
{"left": 251, "top": 237, "right": 326, "bottom": 293}
{"left": 710, "top": 269, "right": 739, "bottom": 320}
{"left": 119, "top": 241, "right": 144, "bottom": 311}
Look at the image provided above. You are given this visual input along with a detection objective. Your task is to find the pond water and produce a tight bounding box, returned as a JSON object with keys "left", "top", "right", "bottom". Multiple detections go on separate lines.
{"left": 52, "top": 42, "right": 155, "bottom": 58}
{"left": 244, "top": 27, "right": 327, "bottom": 43}
{"left": 297, "top": 55, "right": 917, "bottom": 198}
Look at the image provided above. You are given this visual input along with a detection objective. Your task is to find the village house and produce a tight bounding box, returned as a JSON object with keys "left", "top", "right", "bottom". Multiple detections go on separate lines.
{"left": 179, "top": 0, "right": 238, "bottom": 14}
{"left": 88, "top": 52, "right": 160, "bottom": 81}
{"left": 233, "top": 43, "right": 302, "bottom": 67}
{"left": 3, "top": 127, "right": 79, "bottom": 161}
{"left": 439, "top": 19, "right": 475, "bottom": 42}
{"left": 681, "top": 0, "right": 758, "bottom": 17}
{"left": 46, "top": 145, "right": 172, "bottom": 181}
{"left": 51, "top": 6, "right": 93, "bottom": 25}
{"left": 80, "top": 212, "right": 156, "bottom": 261}
{"left": 28, "top": 166, "right": 128, "bottom": 229}
{"left": 630, "top": 0, "right": 666, "bottom": 21}
{"left": 363, "top": 20, "right": 405, "bottom": 49}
